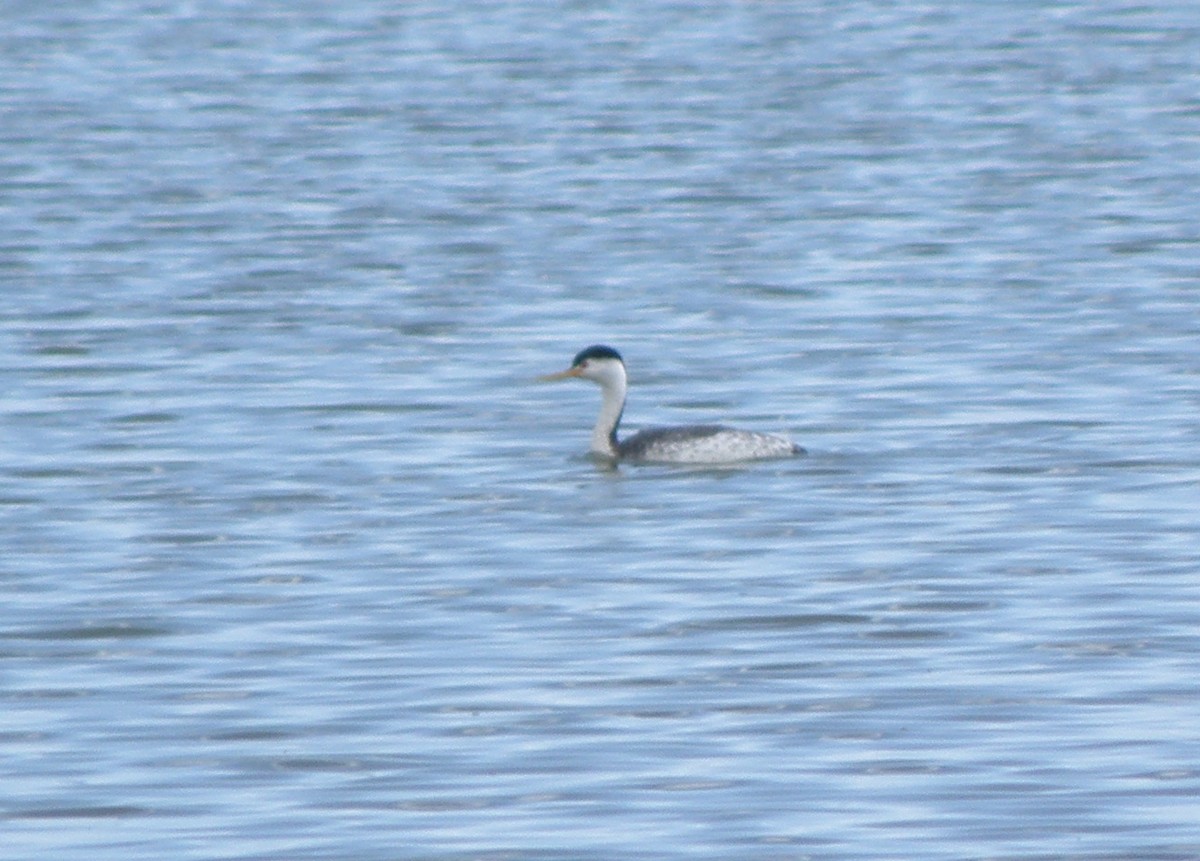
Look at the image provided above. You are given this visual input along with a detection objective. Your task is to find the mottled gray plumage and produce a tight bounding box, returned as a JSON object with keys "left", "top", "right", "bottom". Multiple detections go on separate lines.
{"left": 619, "top": 425, "right": 801, "bottom": 463}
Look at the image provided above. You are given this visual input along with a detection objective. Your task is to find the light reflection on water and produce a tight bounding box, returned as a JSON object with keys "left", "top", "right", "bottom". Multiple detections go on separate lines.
{"left": 4, "top": 1, "right": 1200, "bottom": 859}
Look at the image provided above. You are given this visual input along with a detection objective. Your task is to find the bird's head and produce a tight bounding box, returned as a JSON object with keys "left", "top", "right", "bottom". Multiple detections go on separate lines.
{"left": 539, "top": 344, "right": 627, "bottom": 389}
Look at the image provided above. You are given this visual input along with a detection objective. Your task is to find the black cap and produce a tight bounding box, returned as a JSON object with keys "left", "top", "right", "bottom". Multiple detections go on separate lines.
{"left": 572, "top": 345, "right": 623, "bottom": 366}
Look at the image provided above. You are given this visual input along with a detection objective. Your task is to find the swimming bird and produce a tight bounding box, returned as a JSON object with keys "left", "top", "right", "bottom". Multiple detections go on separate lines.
{"left": 539, "top": 345, "right": 804, "bottom": 464}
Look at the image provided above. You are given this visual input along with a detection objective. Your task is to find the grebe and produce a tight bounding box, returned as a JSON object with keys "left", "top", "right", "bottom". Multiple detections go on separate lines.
{"left": 539, "top": 345, "right": 804, "bottom": 464}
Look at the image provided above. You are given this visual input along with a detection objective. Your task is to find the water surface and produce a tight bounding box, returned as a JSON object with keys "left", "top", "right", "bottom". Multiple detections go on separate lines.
{"left": 3, "top": 1, "right": 1199, "bottom": 859}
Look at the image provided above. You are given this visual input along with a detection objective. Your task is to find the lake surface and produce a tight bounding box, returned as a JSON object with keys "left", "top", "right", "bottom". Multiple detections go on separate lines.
{"left": 3, "top": 1, "right": 1199, "bottom": 859}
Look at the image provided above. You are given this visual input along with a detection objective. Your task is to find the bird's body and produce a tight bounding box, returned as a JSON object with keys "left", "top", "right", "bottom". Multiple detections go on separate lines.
{"left": 540, "top": 345, "right": 803, "bottom": 464}
{"left": 617, "top": 424, "right": 799, "bottom": 463}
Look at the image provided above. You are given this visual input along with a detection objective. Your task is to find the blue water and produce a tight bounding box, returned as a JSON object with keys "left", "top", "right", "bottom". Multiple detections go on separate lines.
{"left": 3, "top": 2, "right": 1200, "bottom": 859}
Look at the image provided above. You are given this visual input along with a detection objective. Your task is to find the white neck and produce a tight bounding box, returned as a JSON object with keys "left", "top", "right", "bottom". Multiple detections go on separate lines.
{"left": 590, "top": 364, "right": 627, "bottom": 458}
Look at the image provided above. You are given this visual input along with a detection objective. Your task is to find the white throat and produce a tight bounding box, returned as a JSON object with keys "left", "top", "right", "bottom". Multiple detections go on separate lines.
{"left": 588, "top": 361, "right": 627, "bottom": 458}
